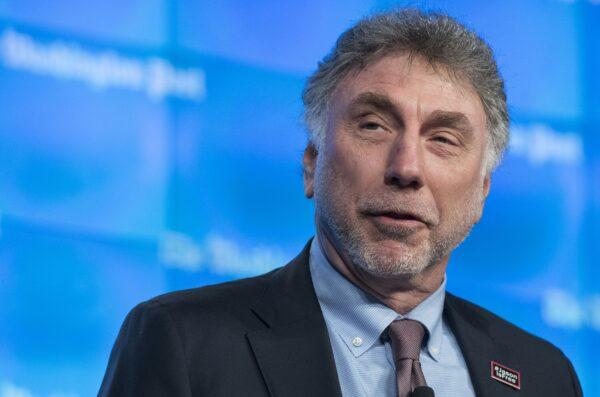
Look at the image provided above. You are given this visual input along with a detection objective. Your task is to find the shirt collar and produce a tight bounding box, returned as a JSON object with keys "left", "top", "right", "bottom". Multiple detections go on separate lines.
{"left": 309, "top": 235, "right": 446, "bottom": 362}
{"left": 404, "top": 273, "right": 446, "bottom": 361}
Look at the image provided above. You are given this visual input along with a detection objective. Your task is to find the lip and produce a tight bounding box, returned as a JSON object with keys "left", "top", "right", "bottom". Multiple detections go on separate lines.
{"left": 365, "top": 210, "right": 429, "bottom": 228}
{"left": 372, "top": 214, "right": 425, "bottom": 226}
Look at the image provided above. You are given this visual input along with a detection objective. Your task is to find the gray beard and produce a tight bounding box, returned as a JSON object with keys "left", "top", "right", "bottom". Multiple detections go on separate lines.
{"left": 314, "top": 170, "right": 482, "bottom": 279}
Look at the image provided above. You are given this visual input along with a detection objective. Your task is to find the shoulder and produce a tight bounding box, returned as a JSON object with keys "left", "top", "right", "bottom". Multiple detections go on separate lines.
{"left": 446, "top": 292, "right": 564, "bottom": 355}
{"left": 444, "top": 293, "right": 582, "bottom": 396}
{"left": 127, "top": 267, "right": 280, "bottom": 332}
{"left": 100, "top": 265, "right": 285, "bottom": 396}
{"left": 146, "top": 269, "right": 276, "bottom": 311}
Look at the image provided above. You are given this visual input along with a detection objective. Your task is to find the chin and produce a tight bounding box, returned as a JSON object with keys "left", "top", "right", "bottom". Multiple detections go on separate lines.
{"left": 352, "top": 242, "right": 434, "bottom": 279}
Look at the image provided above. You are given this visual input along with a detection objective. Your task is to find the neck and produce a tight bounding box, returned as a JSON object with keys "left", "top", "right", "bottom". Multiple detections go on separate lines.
{"left": 316, "top": 224, "right": 447, "bottom": 315}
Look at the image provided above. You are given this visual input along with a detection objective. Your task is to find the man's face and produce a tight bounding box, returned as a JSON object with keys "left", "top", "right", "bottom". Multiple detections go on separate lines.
{"left": 304, "top": 54, "right": 490, "bottom": 278}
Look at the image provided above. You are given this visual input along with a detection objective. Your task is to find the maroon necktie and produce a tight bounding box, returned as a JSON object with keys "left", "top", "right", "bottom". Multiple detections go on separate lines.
{"left": 388, "top": 319, "right": 428, "bottom": 397}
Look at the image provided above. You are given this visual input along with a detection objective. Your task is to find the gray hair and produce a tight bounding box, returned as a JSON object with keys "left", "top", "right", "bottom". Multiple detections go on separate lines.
{"left": 302, "top": 8, "right": 509, "bottom": 174}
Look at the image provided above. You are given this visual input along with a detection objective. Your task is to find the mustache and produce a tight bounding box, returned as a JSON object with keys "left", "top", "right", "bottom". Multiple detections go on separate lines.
{"left": 357, "top": 197, "right": 438, "bottom": 226}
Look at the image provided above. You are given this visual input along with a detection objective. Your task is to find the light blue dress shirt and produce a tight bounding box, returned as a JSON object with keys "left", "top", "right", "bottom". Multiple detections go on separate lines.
{"left": 309, "top": 236, "right": 476, "bottom": 397}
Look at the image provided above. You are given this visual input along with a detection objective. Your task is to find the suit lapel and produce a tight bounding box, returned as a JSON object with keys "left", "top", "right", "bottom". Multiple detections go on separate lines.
{"left": 246, "top": 241, "right": 343, "bottom": 397}
{"left": 445, "top": 293, "right": 521, "bottom": 397}
{"left": 246, "top": 243, "right": 523, "bottom": 397}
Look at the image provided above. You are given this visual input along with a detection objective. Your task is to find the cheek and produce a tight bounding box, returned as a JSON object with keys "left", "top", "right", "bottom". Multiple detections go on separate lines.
{"left": 429, "top": 160, "right": 485, "bottom": 209}
{"left": 328, "top": 138, "right": 383, "bottom": 190}
{"left": 317, "top": 141, "right": 350, "bottom": 184}
{"left": 427, "top": 147, "right": 485, "bottom": 190}
{"left": 439, "top": 176, "right": 485, "bottom": 219}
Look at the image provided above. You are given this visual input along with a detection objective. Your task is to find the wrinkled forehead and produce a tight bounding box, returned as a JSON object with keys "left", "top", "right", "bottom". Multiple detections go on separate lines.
{"left": 330, "top": 54, "right": 486, "bottom": 126}
{"left": 336, "top": 53, "right": 477, "bottom": 102}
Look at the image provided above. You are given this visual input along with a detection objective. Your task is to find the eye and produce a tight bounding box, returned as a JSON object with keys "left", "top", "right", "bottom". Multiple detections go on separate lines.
{"left": 431, "top": 134, "right": 457, "bottom": 145}
{"left": 359, "top": 121, "right": 385, "bottom": 131}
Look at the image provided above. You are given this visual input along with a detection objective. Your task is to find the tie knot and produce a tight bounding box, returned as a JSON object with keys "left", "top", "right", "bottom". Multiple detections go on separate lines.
{"left": 388, "top": 319, "right": 426, "bottom": 361}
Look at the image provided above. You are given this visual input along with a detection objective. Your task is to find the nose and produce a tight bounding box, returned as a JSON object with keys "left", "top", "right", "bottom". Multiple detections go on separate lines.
{"left": 384, "top": 133, "right": 424, "bottom": 190}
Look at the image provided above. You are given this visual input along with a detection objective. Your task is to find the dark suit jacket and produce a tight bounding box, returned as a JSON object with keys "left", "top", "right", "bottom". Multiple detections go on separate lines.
{"left": 99, "top": 241, "right": 583, "bottom": 397}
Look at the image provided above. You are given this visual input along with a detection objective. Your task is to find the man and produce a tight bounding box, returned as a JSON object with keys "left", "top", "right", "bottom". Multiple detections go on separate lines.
{"left": 99, "top": 9, "right": 583, "bottom": 397}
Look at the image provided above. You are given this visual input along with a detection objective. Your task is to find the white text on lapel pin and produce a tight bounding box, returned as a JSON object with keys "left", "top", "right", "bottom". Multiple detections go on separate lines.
{"left": 490, "top": 361, "right": 521, "bottom": 390}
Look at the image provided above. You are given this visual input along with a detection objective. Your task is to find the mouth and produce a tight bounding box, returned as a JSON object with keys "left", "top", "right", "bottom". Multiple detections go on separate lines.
{"left": 365, "top": 210, "right": 429, "bottom": 228}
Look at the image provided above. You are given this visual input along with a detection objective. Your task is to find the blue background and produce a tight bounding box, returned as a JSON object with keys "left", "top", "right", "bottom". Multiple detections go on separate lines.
{"left": 0, "top": 1, "right": 598, "bottom": 396}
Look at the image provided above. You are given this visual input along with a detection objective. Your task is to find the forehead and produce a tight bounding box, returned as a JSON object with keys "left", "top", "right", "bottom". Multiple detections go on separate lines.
{"left": 332, "top": 54, "right": 486, "bottom": 128}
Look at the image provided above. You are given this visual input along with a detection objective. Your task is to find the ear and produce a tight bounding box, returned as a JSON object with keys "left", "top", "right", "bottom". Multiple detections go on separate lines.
{"left": 302, "top": 143, "right": 318, "bottom": 198}
{"left": 483, "top": 174, "right": 491, "bottom": 199}
{"left": 474, "top": 174, "right": 491, "bottom": 223}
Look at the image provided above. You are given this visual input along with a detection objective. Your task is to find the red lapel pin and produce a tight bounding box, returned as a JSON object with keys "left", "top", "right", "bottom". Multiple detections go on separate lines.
{"left": 490, "top": 361, "right": 521, "bottom": 390}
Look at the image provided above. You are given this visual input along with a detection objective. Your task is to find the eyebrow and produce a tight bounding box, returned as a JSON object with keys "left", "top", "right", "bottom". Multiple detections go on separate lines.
{"left": 346, "top": 91, "right": 475, "bottom": 139}
{"left": 421, "top": 110, "right": 475, "bottom": 139}
{"left": 347, "top": 92, "right": 401, "bottom": 120}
